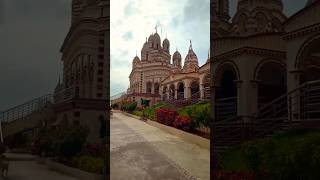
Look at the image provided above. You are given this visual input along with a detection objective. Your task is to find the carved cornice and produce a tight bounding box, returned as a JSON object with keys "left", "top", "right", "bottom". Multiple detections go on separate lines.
{"left": 283, "top": 23, "right": 320, "bottom": 40}
{"left": 212, "top": 47, "right": 286, "bottom": 62}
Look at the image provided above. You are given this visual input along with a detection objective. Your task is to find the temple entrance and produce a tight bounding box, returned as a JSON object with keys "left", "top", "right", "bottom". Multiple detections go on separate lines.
{"left": 297, "top": 35, "right": 320, "bottom": 119}
{"left": 215, "top": 64, "right": 238, "bottom": 121}
{"left": 256, "top": 62, "right": 287, "bottom": 109}
{"left": 190, "top": 81, "right": 200, "bottom": 99}
{"left": 154, "top": 83, "right": 160, "bottom": 94}
{"left": 146, "top": 82, "right": 152, "bottom": 93}
{"left": 177, "top": 82, "right": 184, "bottom": 100}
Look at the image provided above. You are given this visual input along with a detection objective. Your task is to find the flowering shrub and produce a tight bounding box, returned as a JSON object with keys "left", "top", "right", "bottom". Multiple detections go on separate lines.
{"left": 173, "top": 115, "right": 191, "bottom": 131}
{"left": 155, "top": 108, "right": 178, "bottom": 126}
{"left": 214, "top": 171, "right": 255, "bottom": 180}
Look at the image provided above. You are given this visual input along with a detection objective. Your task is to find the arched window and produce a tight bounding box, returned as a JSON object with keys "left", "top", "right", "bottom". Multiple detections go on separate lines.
{"left": 146, "top": 82, "right": 152, "bottom": 93}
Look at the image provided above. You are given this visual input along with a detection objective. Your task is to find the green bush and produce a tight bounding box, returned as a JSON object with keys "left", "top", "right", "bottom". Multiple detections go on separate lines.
{"left": 123, "top": 102, "right": 137, "bottom": 112}
{"left": 72, "top": 155, "right": 104, "bottom": 174}
{"left": 132, "top": 111, "right": 143, "bottom": 117}
{"left": 37, "top": 126, "right": 89, "bottom": 158}
{"left": 224, "top": 130, "right": 320, "bottom": 179}
{"left": 178, "top": 102, "right": 210, "bottom": 128}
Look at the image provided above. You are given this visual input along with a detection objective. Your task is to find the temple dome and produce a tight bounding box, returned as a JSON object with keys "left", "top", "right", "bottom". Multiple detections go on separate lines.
{"left": 162, "top": 38, "right": 170, "bottom": 52}
{"left": 153, "top": 32, "right": 161, "bottom": 49}
{"left": 173, "top": 50, "right": 181, "bottom": 60}
{"left": 133, "top": 56, "right": 140, "bottom": 63}
{"left": 184, "top": 41, "right": 198, "bottom": 64}
{"left": 183, "top": 41, "right": 199, "bottom": 73}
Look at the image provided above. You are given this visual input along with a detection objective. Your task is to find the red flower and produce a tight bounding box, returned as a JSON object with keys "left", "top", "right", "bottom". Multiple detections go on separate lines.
{"left": 173, "top": 115, "right": 190, "bottom": 131}
{"left": 155, "top": 108, "right": 178, "bottom": 126}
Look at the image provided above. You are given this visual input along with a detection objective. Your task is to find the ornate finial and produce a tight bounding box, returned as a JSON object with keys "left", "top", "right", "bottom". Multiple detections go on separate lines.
{"left": 136, "top": 50, "right": 137, "bottom": 56}
{"left": 155, "top": 25, "right": 157, "bottom": 33}
{"left": 189, "top": 40, "right": 193, "bottom": 50}
{"left": 146, "top": 37, "right": 147, "bottom": 42}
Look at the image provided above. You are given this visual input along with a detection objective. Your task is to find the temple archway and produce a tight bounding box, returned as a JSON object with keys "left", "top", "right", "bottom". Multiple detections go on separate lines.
{"left": 255, "top": 61, "right": 286, "bottom": 108}
{"left": 154, "top": 83, "right": 160, "bottom": 94}
{"left": 190, "top": 81, "right": 200, "bottom": 99}
{"left": 297, "top": 34, "right": 320, "bottom": 84}
{"left": 215, "top": 62, "right": 239, "bottom": 121}
{"left": 146, "top": 82, "right": 152, "bottom": 93}
{"left": 177, "top": 82, "right": 185, "bottom": 100}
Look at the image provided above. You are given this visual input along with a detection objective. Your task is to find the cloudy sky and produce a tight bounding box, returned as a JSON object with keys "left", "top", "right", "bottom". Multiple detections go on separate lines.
{"left": 0, "top": 0, "right": 309, "bottom": 110}
{"left": 0, "top": 0, "right": 71, "bottom": 110}
{"left": 110, "top": 0, "right": 308, "bottom": 97}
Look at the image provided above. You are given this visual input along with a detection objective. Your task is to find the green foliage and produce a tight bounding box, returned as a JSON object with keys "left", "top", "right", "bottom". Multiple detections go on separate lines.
{"left": 177, "top": 102, "right": 211, "bottom": 128}
{"left": 123, "top": 102, "right": 137, "bottom": 112}
{"left": 132, "top": 111, "right": 143, "bottom": 117}
{"left": 37, "top": 126, "right": 89, "bottom": 158}
{"left": 223, "top": 130, "right": 320, "bottom": 179}
{"left": 142, "top": 103, "right": 174, "bottom": 120}
{"left": 71, "top": 155, "right": 104, "bottom": 174}
{"left": 6, "top": 131, "right": 31, "bottom": 149}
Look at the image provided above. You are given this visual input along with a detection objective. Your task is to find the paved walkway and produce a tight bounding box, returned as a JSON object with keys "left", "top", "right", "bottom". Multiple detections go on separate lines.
{"left": 110, "top": 112, "right": 210, "bottom": 180}
{"left": 1, "top": 154, "right": 78, "bottom": 180}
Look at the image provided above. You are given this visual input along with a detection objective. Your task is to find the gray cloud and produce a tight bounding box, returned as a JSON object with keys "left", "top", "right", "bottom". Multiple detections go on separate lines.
{"left": 182, "top": 0, "right": 209, "bottom": 24}
{"left": 0, "top": 0, "right": 71, "bottom": 110}
{"left": 122, "top": 31, "right": 133, "bottom": 41}
{"left": 229, "top": 0, "right": 307, "bottom": 17}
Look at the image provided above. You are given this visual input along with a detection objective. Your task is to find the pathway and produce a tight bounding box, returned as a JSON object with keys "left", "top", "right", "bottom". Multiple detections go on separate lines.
{"left": 110, "top": 111, "right": 210, "bottom": 180}
{"left": 2, "top": 153, "right": 78, "bottom": 180}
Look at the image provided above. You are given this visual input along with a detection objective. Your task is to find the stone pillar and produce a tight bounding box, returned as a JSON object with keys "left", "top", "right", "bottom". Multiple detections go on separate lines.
{"left": 175, "top": 89, "right": 178, "bottom": 100}
{"left": 151, "top": 82, "right": 154, "bottom": 94}
{"left": 250, "top": 80, "right": 259, "bottom": 116}
{"left": 289, "top": 70, "right": 302, "bottom": 120}
{"left": 185, "top": 86, "right": 191, "bottom": 99}
{"left": 200, "top": 83, "right": 204, "bottom": 100}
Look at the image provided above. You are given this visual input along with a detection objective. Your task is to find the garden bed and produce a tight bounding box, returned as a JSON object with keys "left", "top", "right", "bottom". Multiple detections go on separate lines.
{"left": 146, "top": 119, "right": 210, "bottom": 149}
{"left": 121, "top": 102, "right": 211, "bottom": 139}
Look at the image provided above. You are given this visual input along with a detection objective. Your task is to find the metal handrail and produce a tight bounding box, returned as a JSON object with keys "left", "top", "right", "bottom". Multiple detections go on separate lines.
{"left": 0, "top": 94, "right": 53, "bottom": 123}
